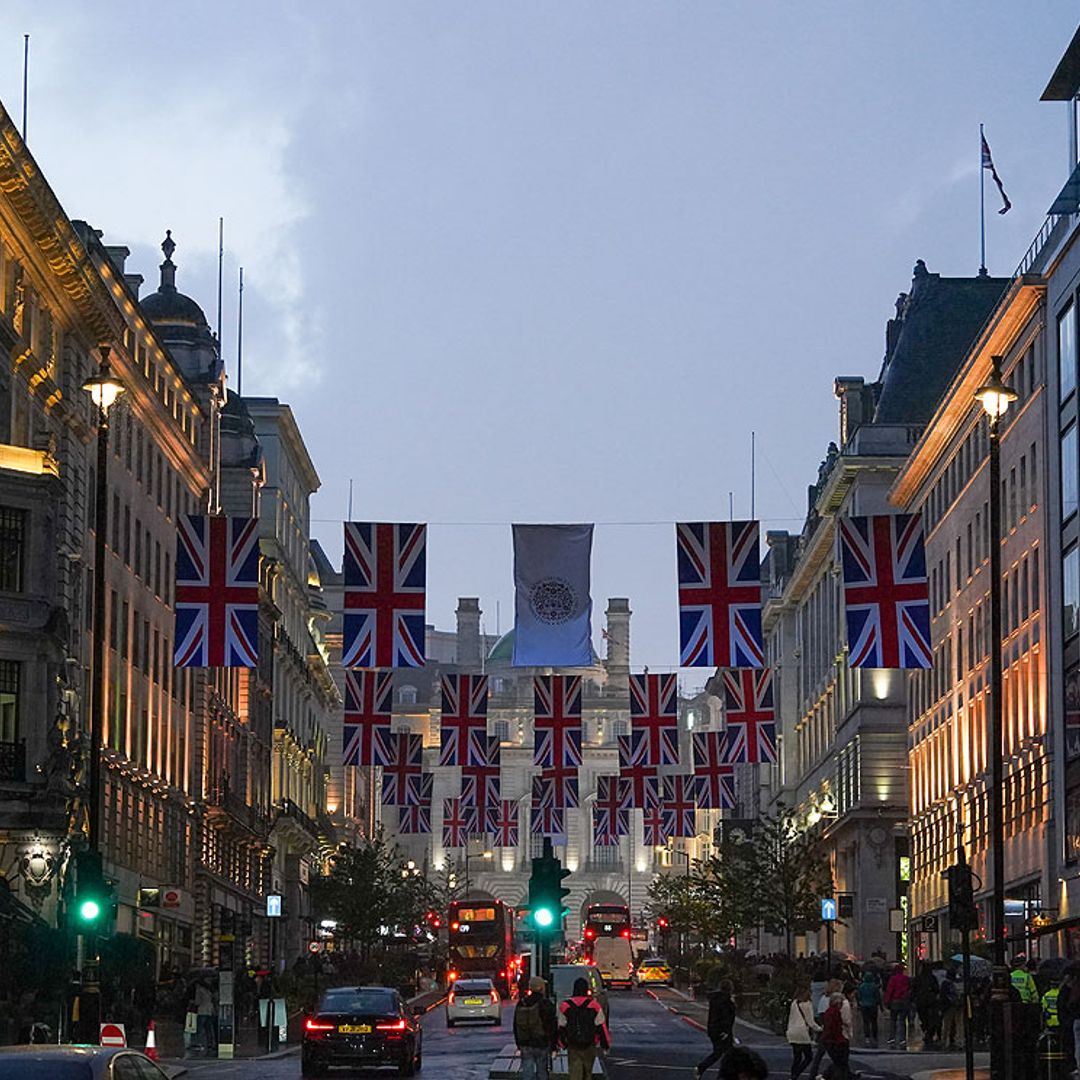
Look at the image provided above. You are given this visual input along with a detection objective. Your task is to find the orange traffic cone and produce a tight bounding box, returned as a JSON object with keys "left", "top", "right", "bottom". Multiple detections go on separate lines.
{"left": 144, "top": 1019, "right": 158, "bottom": 1061}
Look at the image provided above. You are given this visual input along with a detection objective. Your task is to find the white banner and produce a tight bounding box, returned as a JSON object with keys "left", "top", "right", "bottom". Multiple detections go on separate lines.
{"left": 512, "top": 524, "right": 593, "bottom": 667}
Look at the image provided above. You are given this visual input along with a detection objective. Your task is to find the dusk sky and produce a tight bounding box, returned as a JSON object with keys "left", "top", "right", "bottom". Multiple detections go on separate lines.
{"left": 3, "top": 3, "right": 1077, "bottom": 688}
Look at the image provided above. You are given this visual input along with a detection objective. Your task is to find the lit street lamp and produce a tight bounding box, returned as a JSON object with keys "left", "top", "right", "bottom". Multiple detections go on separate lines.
{"left": 975, "top": 354, "right": 1017, "bottom": 1080}
{"left": 80, "top": 344, "right": 124, "bottom": 853}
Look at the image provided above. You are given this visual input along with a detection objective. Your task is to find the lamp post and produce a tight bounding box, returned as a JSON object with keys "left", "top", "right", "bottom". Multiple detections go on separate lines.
{"left": 975, "top": 354, "right": 1017, "bottom": 1080}
{"left": 670, "top": 847, "right": 692, "bottom": 965}
{"left": 81, "top": 345, "right": 124, "bottom": 853}
{"left": 464, "top": 849, "right": 492, "bottom": 898}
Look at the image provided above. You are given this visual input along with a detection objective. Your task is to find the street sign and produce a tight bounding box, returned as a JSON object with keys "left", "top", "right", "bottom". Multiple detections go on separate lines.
{"left": 921, "top": 915, "right": 939, "bottom": 933}
{"left": 308, "top": 940, "right": 324, "bottom": 954}
{"left": 99, "top": 1023, "right": 126, "bottom": 1048}
{"left": 889, "top": 908, "right": 905, "bottom": 933}
{"left": 820, "top": 898, "right": 837, "bottom": 921}
{"left": 266, "top": 894, "right": 282, "bottom": 918}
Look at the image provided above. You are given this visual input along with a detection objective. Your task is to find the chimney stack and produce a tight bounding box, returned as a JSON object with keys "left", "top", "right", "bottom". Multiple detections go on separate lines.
{"left": 604, "top": 598, "right": 631, "bottom": 679}
{"left": 456, "top": 598, "right": 482, "bottom": 667}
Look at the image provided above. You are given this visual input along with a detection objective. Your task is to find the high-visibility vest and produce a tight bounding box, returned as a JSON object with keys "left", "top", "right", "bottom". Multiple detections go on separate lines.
{"left": 1011, "top": 969, "right": 1038, "bottom": 1004}
{"left": 1043, "top": 987, "right": 1060, "bottom": 1028}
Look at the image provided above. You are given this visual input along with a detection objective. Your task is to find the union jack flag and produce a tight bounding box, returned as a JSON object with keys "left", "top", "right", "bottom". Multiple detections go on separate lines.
{"left": 533, "top": 675, "right": 583, "bottom": 769}
{"left": 618, "top": 731, "right": 659, "bottom": 807}
{"left": 461, "top": 736, "right": 501, "bottom": 816}
{"left": 692, "top": 731, "right": 736, "bottom": 810}
{"left": 442, "top": 797, "right": 475, "bottom": 848}
{"left": 661, "top": 775, "right": 698, "bottom": 838}
{"left": 342, "top": 669, "right": 394, "bottom": 766}
{"left": 380, "top": 733, "right": 424, "bottom": 806}
{"left": 629, "top": 673, "right": 680, "bottom": 765}
{"left": 720, "top": 668, "right": 777, "bottom": 764}
{"left": 541, "top": 763, "right": 579, "bottom": 809}
{"left": 343, "top": 522, "right": 426, "bottom": 669}
{"left": 491, "top": 799, "right": 519, "bottom": 847}
{"left": 531, "top": 776, "right": 566, "bottom": 840}
{"left": 642, "top": 780, "right": 672, "bottom": 846}
{"left": 174, "top": 515, "right": 260, "bottom": 667}
{"left": 439, "top": 673, "right": 489, "bottom": 767}
{"left": 593, "top": 775, "right": 630, "bottom": 846}
{"left": 398, "top": 774, "right": 432, "bottom": 834}
{"left": 677, "top": 521, "right": 763, "bottom": 668}
{"left": 838, "top": 513, "right": 931, "bottom": 669}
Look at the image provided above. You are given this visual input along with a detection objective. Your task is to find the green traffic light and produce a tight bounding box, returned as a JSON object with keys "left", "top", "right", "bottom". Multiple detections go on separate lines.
{"left": 533, "top": 907, "right": 555, "bottom": 928}
{"left": 78, "top": 897, "right": 102, "bottom": 922}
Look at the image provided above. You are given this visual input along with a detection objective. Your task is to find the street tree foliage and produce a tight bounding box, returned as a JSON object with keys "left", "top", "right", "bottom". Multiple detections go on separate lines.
{"left": 311, "top": 828, "right": 437, "bottom": 958}
{"left": 739, "top": 807, "right": 833, "bottom": 952}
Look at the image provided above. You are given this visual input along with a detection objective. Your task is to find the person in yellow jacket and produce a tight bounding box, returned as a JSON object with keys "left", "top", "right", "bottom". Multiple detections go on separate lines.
{"left": 1043, "top": 982, "right": 1060, "bottom": 1030}
{"left": 1010, "top": 954, "right": 1039, "bottom": 1004}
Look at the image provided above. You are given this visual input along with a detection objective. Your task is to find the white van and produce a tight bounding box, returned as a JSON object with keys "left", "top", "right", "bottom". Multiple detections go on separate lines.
{"left": 592, "top": 937, "right": 634, "bottom": 989}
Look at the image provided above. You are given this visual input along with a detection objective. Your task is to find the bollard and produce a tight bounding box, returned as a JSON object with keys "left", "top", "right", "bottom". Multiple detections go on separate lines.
{"left": 1037, "top": 1030, "right": 1065, "bottom": 1080}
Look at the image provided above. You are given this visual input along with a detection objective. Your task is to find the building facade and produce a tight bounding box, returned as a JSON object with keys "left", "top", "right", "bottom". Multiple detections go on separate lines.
{"left": 761, "top": 262, "right": 1008, "bottom": 959}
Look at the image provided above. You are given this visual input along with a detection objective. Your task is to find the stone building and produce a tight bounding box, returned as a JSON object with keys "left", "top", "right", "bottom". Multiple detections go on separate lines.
{"left": 365, "top": 597, "right": 722, "bottom": 940}
{"left": 761, "top": 262, "right": 1008, "bottom": 959}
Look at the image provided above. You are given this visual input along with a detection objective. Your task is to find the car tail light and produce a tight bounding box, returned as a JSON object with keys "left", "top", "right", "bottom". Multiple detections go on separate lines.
{"left": 448, "top": 992, "right": 456, "bottom": 1005}
{"left": 490, "top": 990, "right": 499, "bottom": 1004}
{"left": 305, "top": 1019, "right": 335, "bottom": 1033}
{"left": 376, "top": 1019, "right": 408, "bottom": 1031}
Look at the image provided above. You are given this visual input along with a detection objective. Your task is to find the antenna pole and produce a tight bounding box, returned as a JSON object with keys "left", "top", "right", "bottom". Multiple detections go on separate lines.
{"left": 216, "top": 217, "right": 224, "bottom": 356}
{"left": 750, "top": 431, "right": 756, "bottom": 520}
{"left": 21, "top": 35, "right": 29, "bottom": 141}
{"left": 348, "top": 479, "right": 354, "bottom": 521}
{"left": 236, "top": 267, "right": 244, "bottom": 396}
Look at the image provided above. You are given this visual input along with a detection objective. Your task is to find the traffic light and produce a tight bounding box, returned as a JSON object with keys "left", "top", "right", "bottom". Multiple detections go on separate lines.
{"left": 73, "top": 851, "right": 113, "bottom": 931}
{"left": 527, "top": 838, "right": 571, "bottom": 934}
{"left": 944, "top": 861, "right": 978, "bottom": 932}
{"left": 657, "top": 916, "right": 670, "bottom": 931}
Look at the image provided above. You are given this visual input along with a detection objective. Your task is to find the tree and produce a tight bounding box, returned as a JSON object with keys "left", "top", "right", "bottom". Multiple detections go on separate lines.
{"left": 738, "top": 807, "right": 833, "bottom": 954}
{"left": 311, "top": 829, "right": 437, "bottom": 959}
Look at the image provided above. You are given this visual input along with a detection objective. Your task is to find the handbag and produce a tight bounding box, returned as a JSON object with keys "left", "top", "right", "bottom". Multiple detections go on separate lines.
{"left": 796, "top": 1002, "right": 817, "bottom": 1043}
{"left": 185, "top": 1011, "right": 198, "bottom": 1035}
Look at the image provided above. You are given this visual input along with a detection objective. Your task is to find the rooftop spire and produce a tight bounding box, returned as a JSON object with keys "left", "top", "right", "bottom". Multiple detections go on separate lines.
{"left": 159, "top": 229, "right": 177, "bottom": 292}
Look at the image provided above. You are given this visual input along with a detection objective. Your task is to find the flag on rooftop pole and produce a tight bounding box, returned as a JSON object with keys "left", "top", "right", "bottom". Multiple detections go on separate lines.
{"left": 512, "top": 524, "right": 594, "bottom": 666}
{"left": 981, "top": 127, "right": 1011, "bottom": 215}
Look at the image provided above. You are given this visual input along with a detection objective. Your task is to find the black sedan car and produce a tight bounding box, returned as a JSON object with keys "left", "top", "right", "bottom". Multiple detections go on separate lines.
{"left": 0, "top": 1045, "right": 169, "bottom": 1079}
{"left": 302, "top": 985, "right": 423, "bottom": 1076}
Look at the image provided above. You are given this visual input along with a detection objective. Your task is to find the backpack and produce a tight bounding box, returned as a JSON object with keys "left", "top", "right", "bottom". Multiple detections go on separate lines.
{"left": 515, "top": 998, "right": 548, "bottom": 1047}
{"left": 563, "top": 1000, "right": 597, "bottom": 1049}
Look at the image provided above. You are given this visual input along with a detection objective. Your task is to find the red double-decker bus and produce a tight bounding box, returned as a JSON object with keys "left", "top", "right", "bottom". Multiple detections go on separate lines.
{"left": 448, "top": 899, "right": 515, "bottom": 998}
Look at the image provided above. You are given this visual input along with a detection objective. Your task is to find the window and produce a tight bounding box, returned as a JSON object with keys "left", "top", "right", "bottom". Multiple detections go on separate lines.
{"left": 494, "top": 720, "right": 510, "bottom": 743}
{"left": 1065, "top": 546, "right": 1080, "bottom": 640}
{"left": 0, "top": 660, "right": 19, "bottom": 742}
{"left": 398, "top": 685, "right": 418, "bottom": 706}
{"left": 0, "top": 507, "right": 25, "bottom": 592}
{"left": 1065, "top": 425, "right": 1079, "bottom": 522}
{"left": 1061, "top": 303, "right": 1077, "bottom": 402}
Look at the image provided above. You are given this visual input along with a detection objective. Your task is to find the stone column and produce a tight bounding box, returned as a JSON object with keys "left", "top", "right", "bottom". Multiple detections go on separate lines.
{"left": 456, "top": 598, "right": 482, "bottom": 668}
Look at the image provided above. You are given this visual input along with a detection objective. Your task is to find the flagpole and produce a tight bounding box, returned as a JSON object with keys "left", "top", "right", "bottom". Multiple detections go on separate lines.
{"left": 980, "top": 123, "right": 987, "bottom": 276}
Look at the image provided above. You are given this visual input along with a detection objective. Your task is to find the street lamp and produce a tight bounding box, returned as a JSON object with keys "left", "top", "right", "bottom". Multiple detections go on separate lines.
{"left": 670, "top": 847, "right": 692, "bottom": 962}
{"left": 975, "top": 354, "right": 1017, "bottom": 1080}
{"left": 464, "top": 849, "right": 493, "bottom": 898}
{"left": 81, "top": 345, "right": 125, "bottom": 854}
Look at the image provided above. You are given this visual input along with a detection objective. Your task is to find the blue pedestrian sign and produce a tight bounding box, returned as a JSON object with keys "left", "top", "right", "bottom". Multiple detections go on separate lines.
{"left": 821, "top": 898, "right": 837, "bottom": 921}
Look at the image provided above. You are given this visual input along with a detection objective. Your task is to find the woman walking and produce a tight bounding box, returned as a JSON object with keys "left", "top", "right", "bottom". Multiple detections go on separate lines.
{"left": 856, "top": 970, "right": 882, "bottom": 1047}
{"left": 785, "top": 987, "right": 819, "bottom": 1080}
{"left": 820, "top": 992, "right": 851, "bottom": 1080}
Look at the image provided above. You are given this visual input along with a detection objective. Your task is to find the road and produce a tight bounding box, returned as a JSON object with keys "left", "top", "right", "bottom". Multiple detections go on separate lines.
{"left": 175, "top": 988, "right": 926, "bottom": 1079}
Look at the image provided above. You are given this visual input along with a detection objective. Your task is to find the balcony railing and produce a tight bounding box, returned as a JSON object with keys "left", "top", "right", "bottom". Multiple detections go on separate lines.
{"left": 0, "top": 740, "right": 25, "bottom": 782}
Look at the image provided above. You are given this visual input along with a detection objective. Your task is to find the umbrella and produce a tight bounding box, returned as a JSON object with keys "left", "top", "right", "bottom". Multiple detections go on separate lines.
{"left": 951, "top": 953, "right": 992, "bottom": 976}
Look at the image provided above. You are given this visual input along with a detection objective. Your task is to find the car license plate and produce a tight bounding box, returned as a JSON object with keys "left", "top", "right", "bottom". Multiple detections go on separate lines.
{"left": 462, "top": 998, "right": 485, "bottom": 1006}
{"left": 338, "top": 1024, "right": 371, "bottom": 1034}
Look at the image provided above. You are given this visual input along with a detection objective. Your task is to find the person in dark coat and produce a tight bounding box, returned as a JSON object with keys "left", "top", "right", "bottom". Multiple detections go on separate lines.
{"left": 693, "top": 978, "right": 737, "bottom": 1079}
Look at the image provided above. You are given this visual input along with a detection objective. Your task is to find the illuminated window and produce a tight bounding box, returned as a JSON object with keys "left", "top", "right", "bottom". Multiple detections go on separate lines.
{"left": 0, "top": 508, "right": 25, "bottom": 592}
{"left": 0, "top": 660, "right": 19, "bottom": 743}
{"left": 1065, "top": 547, "right": 1080, "bottom": 640}
{"left": 1062, "top": 303, "right": 1077, "bottom": 402}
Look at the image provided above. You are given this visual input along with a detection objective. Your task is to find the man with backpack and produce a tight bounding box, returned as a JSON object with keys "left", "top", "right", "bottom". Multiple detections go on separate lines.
{"left": 558, "top": 976, "right": 610, "bottom": 1080}
{"left": 514, "top": 976, "right": 558, "bottom": 1080}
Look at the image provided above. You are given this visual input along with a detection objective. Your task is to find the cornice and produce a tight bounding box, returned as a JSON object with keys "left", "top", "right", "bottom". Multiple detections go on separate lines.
{"left": 0, "top": 103, "right": 123, "bottom": 345}
{"left": 891, "top": 276, "right": 1045, "bottom": 507}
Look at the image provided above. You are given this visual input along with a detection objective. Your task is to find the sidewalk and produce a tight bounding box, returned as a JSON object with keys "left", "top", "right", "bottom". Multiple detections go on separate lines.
{"left": 649, "top": 987, "right": 990, "bottom": 1080}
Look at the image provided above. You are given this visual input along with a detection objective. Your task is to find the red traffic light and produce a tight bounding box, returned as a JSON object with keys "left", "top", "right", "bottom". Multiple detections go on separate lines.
{"left": 621, "top": 929, "right": 631, "bottom": 938}
{"left": 657, "top": 917, "right": 669, "bottom": 929}
{"left": 584, "top": 928, "right": 595, "bottom": 939}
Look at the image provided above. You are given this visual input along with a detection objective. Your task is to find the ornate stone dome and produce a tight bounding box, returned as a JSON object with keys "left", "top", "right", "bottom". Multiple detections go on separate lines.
{"left": 139, "top": 230, "right": 215, "bottom": 345}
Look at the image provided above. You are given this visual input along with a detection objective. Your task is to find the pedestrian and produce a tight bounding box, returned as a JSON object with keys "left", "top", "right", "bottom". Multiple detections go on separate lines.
{"left": 856, "top": 969, "right": 882, "bottom": 1047}
{"left": 913, "top": 963, "right": 941, "bottom": 1049}
{"left": 194, "top": 979, "right": 216, "bottom": 1054}
{"left": 514, "top": 975, "right": 558, "bottom": 1080}
{"left": 558, "top": 976, "right": 609, "bottom": 1080}
{"left": 692, "top": 977, "right": 737, "bottom": 1079}
{"left": 1058, "top": 965, "right": 1080, "bottom": 1072}
{"left": 785, "top": 986, "right": 819, "bottom": 1080}
{"left": 718, "top": 1046, "right": 769, "bottom": 1080}
{"left": 883, "top": 963, "right": 912, "bottom": 1049}
{"left": 819, "top": 992, "right": 851, "bottom": 1080}
{"left": 938, "top": 970, "right": 961, "bottom": 1050}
